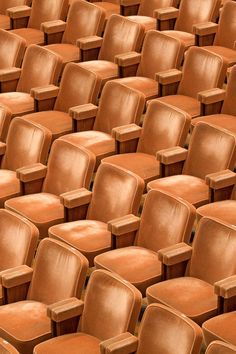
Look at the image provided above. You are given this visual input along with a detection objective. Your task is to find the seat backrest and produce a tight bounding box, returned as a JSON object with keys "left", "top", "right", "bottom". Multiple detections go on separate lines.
{"left": 42, "top": 138, "right": 95, "bottom": 195}
{"left": 0, "top": 29, "right": 26, "bottom": 69}
{"left": 98, "top": 14, "right": 144, "bottom": 62}
{"left": 0, "top": 0, "right": 29, "bottom": 14}
{"left": 93, "top": 81, "right": 145, "bottom": 134}
{"left": 187, "top": 217, "right": 236, "bottom": 285}
{"left": 0, "top": 209, "right": 38, "bottom": 270}
{"left": 27, "top": 238, "right": 88, "bottom": 303}
{"left": 136, "top": 190, "right": 195, "bottom": 250}
{"left": 206, "top": 341, "right": 236, "bottom": 354}
{"left": 62, "top": 0, "right": 105, "bottom": 45}
{"left": 137, "top": 304, "right": 202, "bottom": 354}
{"left": 17, "top": 45, "right": 62, "bottom": 93}
{"left": 214, "top": 1, "right": 236, "bottom": 48}
{"left": 183, "top": 122, "right": 236, "bottom": 179}
{"left": 178, "top": 47, "right": 226, "bottom": 99}
{"left": 175, "top": 0, "right": 221, "bottom": 33}
{"left": 137, "top": 100, "right": 190, "bottom": 154}
{"left": 87, "top": 163, "right": 144, "bottom": 222}
{"left": 137, "top": 31, "right": 184, "bottom": 79}
{"left": 54, "top": 62, "right": 101, "bottom": 112}
{"left": 0, "top": 338, "right": 20, "bottom": 354}
{"left": 221, "top": 65, "right": 236, "bottom": 116}
{"left": 138, "top": 0, "right": 174, "bottom": 16}
{"left": 2, "top": 117, "right": 51, "bottom": 171}
{"left": 28, "top": 0, "right": 68, "bottom": 30}
{"left": 79, "top": 269, "right": 141, "bottom": 339}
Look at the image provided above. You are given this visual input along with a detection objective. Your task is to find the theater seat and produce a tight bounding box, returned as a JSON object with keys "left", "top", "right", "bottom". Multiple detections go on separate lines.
{"left": 0, "top": 29, "right": 26, "bottom": 70}
{"left": 0, "top": 338, "right": 20, "bottom": 354}
{"left": 148, "top": 122, "right": 236, "bottom": 208}
{"left": 5, "top": 138, "right": 96, "bottom": 239}
{"left": 102, "top": 100, "right": 190, "bottom": 187}
{"left": 206, "top": 341, "right": 236, "bottom": 354}
{"left": 0, "top": 45, "right": 62, "bottom": 141}
{"left": 22, "top": 62, "right": 102, "bottom": 141}
{"left": 95, "top": 189, "right": 195, "bottom": 296}
{"left": 49, "top": 162, "right": 144, "bottom": 266}
{"left": 0, "top": 238, "right": 88, "bottom": 354}
{"left": 147, "top": 217, "right": 236, "bottom": 325}
{"left": 33, "top": 269, "right": 142, "bottom": 354}
{"left": 0, "top": 0, "right": 30, "bottom": 30}
{"left": 8, "top": 0, "right": 68, "bottom": 46}
{"left": 0, "top": 117, "right": 51, "bottom": 206}
{"left": 99, "top": 304, "right": 203, "bottom": 354}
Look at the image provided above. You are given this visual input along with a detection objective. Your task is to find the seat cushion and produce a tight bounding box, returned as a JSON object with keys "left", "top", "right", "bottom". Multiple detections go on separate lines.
{"left": 34, "top": 332, "right": 101, "bottom": 354}
{"left": 158, "top": 95, "right": 201, "bottom": 118}
{"left": 5, "top": 193, "right": 64, "bottom": 239}
{"left": 147, "top": 277, "right": 217, "bottom": 325}
{"left": 203, "top": 46, "right": 236, "bottom": 67}
{"left": 148, "top": 175, "right": 209, "bottom": 208}
{"left": 127, "top": 15, "right": 156, "bottom": 32}
{"left": 0, "top": 300, "right": 51, "bottom": 354}
{"left": 94, "top": 2, "right": 120, "bottom": 19}
{"left": 102, "top": 152, "right": 160, "bottom": 185}
{"left": 23, "top": 110, "right": 72, "bottom": 141}
{"left": 0, "top": 92, "right": 34, "bottom": 117}
{"left": 115, "top": 77, "right": 158, "bottom": 101}
{"left": 10, "top": 28, "right": 44, "bottom": 46}
{"left": 203, "top": 311, "right": 236, "bottom": 346}
{"left": 45, "top": 43, "right": 81, "bottom": 66}
{"left": 0, "top": 170, "right": 21, "bottom": 207}
{"left": 163, "top": 30, "right": 195, "bottom": 49}
{"left": 49, "top": 220, "right": 111, "bottom": 266}
{"left": 197, "top": 200, "right": 236, "bottom": 226}
{"left": 0, "top": 14, "right": 10, "bottom": 30}
{"left": 191, "top": 114, "right": 236, "bottom": 134}
{"left": 95, "top": 246, "right": 162, "bottom": 296}
{"left": 79, "top": 60, "right": 119, "bottom": 86}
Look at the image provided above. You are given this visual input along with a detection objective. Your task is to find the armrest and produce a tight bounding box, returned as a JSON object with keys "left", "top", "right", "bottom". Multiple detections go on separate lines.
{"left": 41, "top": 20, "right": 66, "bottom": 34}
{"left": 100, "top": 332, "right": 138, "bottom": 354}
{"left": 69, "top": 103, "right": 98, "bottom": 132}
{"left": 31, "top": 85, "right": 59, "bottom": 101}
{"left": 154, "top": 7, "right": 179, "bottom": 20}
{"left": 156, "top": 69, "right": 182, "bottom": 85}
{"left": 16, "top": 163, "right": 47, "bottom": 183}
{"left": 206, "top": 170, "right": 236, "bottom": 190}
{"left": 77, "top": 36, "right": 103, "bottom": 50}
{"left": 158, "top": 243, "right": 192, "bottom": 266}
{"left": 0, "top": 265, "right": 33, "bottom": 289}
{"left": 60, "top": 188, "right": 92, "bottom": 209}
{"left": 198, "top": 88, "right": 226, "bottom": 105}
{"left": 215, "top": 275, "right": 236, "bottom": 313}
{"left": 157, "top": 146, "right": 187, "bottom": 165}
{"left": 0, "top": 68, "right": 21, "bottom": 82}
{"left": 0, "top": 142, "right": 6, "bottom": 155}
{"left": 6, "top": 5, "right": 31, "bottom": 19}
{"left": 193, "top": 22, "right": 218, "bottom": 36}
{"left": 47, "top": 297, "right": 84, "bottom": 322}
{"left": 114, "top": 51, "right": 141, "bottom": 67}
{"left": 112, "top": 124, "right": 142, "bottom": 142}
{"left": 108, "top": 214, "right": 140, "bottom": 249}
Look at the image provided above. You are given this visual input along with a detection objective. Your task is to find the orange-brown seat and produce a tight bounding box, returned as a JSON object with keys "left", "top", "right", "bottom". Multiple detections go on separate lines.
{"left": 0, "top": 209, "right": 38, "bottom": 305}
{"left": 77, "top": 14, "right": 145, "bottom": 87}
{"left": 64, "top": 80, "right": 145, "bottom": 168}
{"left": 147, "top": 122, "right": 236, "bottom": 208}
{"left": 0, "top": 338, "right": 20, "bottom": 354}
{"left": 0, "top": 238, "right": 88, "bottom": 354}
{"left": 95, "top": 189, "right": 195, "bottom": 296}
{"left": 0, "top": 29, "right": 26, "bottom": 70}
{"left": 0, "top": 45, "right": 62, "bottom": 141}
{"left": 42, "top": 1, "right": 105, "bottom": 69}
{"left": 49, "top": 162, "right": 144, "bottom": 266}
{"left": 90, "top": 0, "right": 120, "bottom": 23}
{"left": 34, "top": 269, "right": 142, "bottom": 354}
{"left": 102, "top": 100, "right": 190, "bottom": 187}
{"left": 98, "top": 303, "right": 203, "bottom": 354}
{"left": 146, "top": 217, "right": 236, "bottom": 325}
{"left": 22, "top": 62, "right": 102, "bottom": 141}
{"left": 114, "top": 30, "right": 185, "bottom": 102}
{"left": 5, "top": 138, "right": 96, "bottom": 239}
{"left": 0, "top": 0, "right": 30, "bottom": 30}
{"left": 206, "top": 341, "right": 236, "bottom": 354}
{"left": 8, "top": 0, "right": 68, "bottom": 46}
{"left": 156, "top": 46, "right": 226, "bottom": 119}
{"left": 203, "top": 313, "right": 236, "bottom": 347}
{"left": 0, "top": 117, "right": 51, "bottom": 207}
{"left": 157, "top": 0, "right": 221, "bottom": 50}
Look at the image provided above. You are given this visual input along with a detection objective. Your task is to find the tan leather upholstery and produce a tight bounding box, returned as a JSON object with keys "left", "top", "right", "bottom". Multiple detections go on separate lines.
{"left": 0, "top": 29, "right": 26, "bottom": 69}
{"left": 95, "top": 189, "right": 195, "bottom": 295}
{"left": 0, "top": 238, "right": 88, "bottom": 354}
{"left": 34, "top": 269, "right": 142, "bottom": 354}
{"left": 0, "top": 0, "right": 29, "bottom": 30}
{"left": 158, "top": 46, "right": 226, "bottom": 118}
{"left": 49, "top": 162, "right": 144, "bottom": 266}
{"left": 205, "top": 341, "right": 236, "bottom": 353}
{"left": 0, "top": 117, "right": 51, "bottom": 207}
{"left": 147, "top": 217, "right": 236, "bottom": 325}
{"left": 102, "top": 100, "right": 190, "bottom": 186}
{"left": 90, "top": 0, "right": 120, "bottom": 22}
{"left": 0, "top": 338, "right": 20, "bottom": 354}
{"left": 0, "top": 45, "right": 62, "bottom": 141}
{"left": 114, "top": 30, "right": 185, "bottom": 101}
{"left": 148, "top": 122, "right": 236, "bottom": 207}
{"left": 45, "top": 1, "right": 105, "bottom": 67}
{"left": 79, "top": 14, "right": 145, "bottom": 86}
{"left": 23, "top": 62, "right": 102, "bottom": 141}
{"left": 10, "top": 0, "right": 68, "bottom": 46}
{"left": 5, "top": 138, "right": 96, "bottom": 238}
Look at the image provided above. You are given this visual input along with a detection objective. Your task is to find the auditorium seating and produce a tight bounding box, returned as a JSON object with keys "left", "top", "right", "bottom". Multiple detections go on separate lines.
{"left": 0, "top": 29, "right": 26, "bottom": 70}
{"left": 0, "top": 0, "right": 30, "bottom": 30}
{"left": 206, "top": 341, "right": 236, "bottom": 354}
